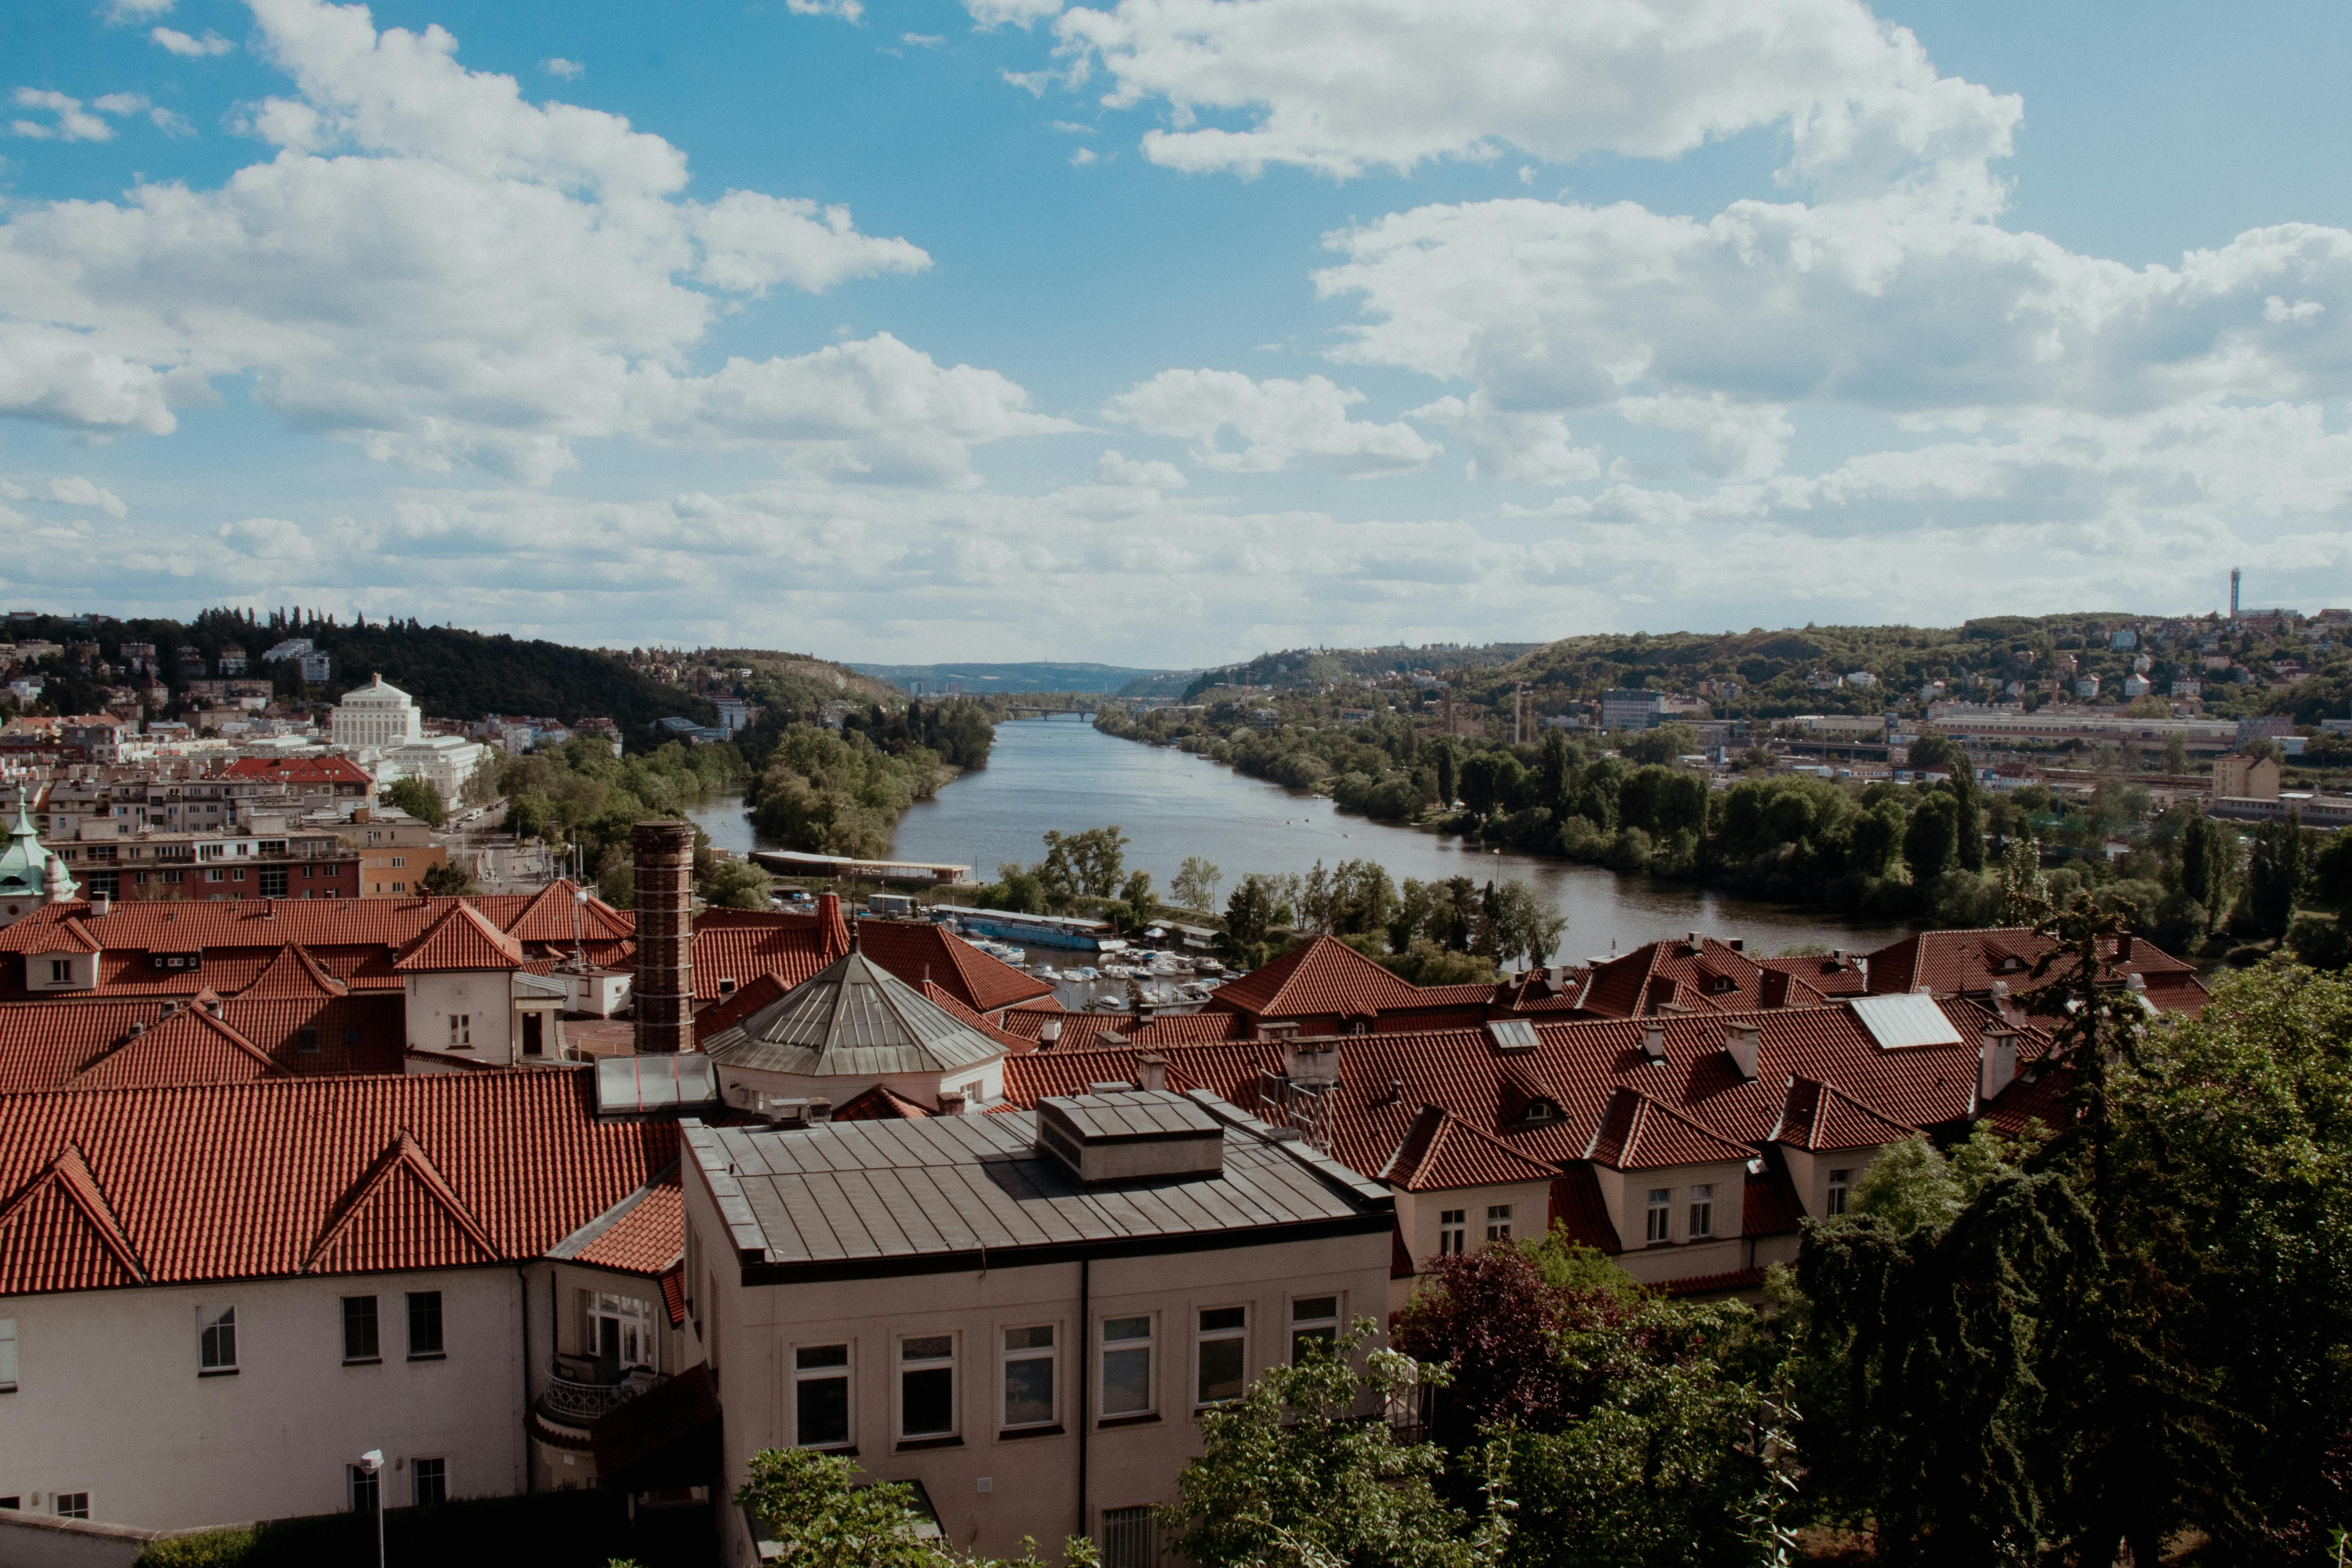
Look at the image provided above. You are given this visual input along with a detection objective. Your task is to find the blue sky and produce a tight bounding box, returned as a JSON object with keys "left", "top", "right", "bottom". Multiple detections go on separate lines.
{"left": 3, "top": 0, "right": 2349, "bottom": 665}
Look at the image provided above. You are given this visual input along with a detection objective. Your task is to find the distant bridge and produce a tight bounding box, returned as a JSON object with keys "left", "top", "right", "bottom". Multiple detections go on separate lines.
{"left": 1002, "top": 704, "right": 1100, "bottom": 719}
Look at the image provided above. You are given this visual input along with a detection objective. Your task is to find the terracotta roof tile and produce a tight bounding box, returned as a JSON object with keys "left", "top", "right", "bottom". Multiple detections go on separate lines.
{"left": 1208, "top": 936, "right": 1426, "bottom": 1020}
{"left": 1379, "top": 1105, "right": 1561, "bottom": 1191}
{"left": 1742, "top": 1165, "right": 1806, "bottom": 1237}
{"left": 1585, "top": 1088, "right": 1755, "bottom": 1170}
{"left": 1865, "top": 927, "right": 2203, "bottom": 1012}
{"left": 222, "top": 756, "right": 374, "bottom": 785}
{"left": 0, "top": 1071, "right": 677, "bottom": 1294}
{"left": 571, "top": 1169, "right": 684, "bottom": 1276}
{"left": 0, "top": 1144, "right": 147, "bottom": 1292}
{"left": 830, "top": 1084, "right": 938, "bottom": 1120}
{"left": 0, "top": 995, "right": 406, "bottom": 1092}
{"left": 1658, "top": 1266, "right": 1765, "bottom": 1297}
{"left": 393, "top": 904, "right": 526, "bottom": 972}
{"left": 1774, "top": 1078, "right": 1918, "bottom": 1152}
{"left": 1549, "top": 1165, "right": 1620, "bottom": 1252}
{"left": 236, "top": 943, "right": 350, "bottom": 1000}
{"left": 64, "top": 1007, "right": 281, "bottom": 1091}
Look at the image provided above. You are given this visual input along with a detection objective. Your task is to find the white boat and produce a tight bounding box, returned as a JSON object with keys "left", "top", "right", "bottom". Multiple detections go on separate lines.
{"left": 1074, "top": 966, "right": 1100, "bottom": 982}
{"left": 1087, "top": 996, "right": 1125, "bottom": 1012}
{"left": 1032, "top": 965, "right": 1061, "bottom": 980}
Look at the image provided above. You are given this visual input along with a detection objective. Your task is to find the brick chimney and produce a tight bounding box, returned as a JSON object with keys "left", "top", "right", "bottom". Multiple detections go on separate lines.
{"left": 816, "top": 892, "right": 849, "bottom": 959}
{"left": 631, "top": 820, "right": 695, "bottom": 1055}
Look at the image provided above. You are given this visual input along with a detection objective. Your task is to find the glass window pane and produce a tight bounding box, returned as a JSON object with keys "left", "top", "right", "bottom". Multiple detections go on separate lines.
{"left": 1004, "top": 1325, "right": 1053, "bottom": 1352}
{"left": 1198, "top": 1336, "right": 1246, "bottom": 1404}
{"left": 407, "top": 1292, "right": 443, "bottom": 1356}
{"left": 343, "top": 1297, "right": 378, "bottom": 1361}
{"left": 1102, "top": 1345, "right": 1152, "bottom": 1415}
{"left": 1103, "top": 1315, "right": 1151, "bottom": 1343}
{"left": 902, "top": 1336, "right": 953, "bottom": 1361}
{"left": 1198, "top": 1307, "right": 1245, "bottom": 1332}
{"left": 798, "top": 1374, "right": 850, "bottom": 1446}
{"left": 1290, "top": 1297, "right": 1338, "bottom": 1323}
{"left": 797, "top": 1344, "right": 849, "bottom": 1370}
{"left": 902, "top": 1365, "right": 954, "bottom": 1437}
{"left": 1004, "top": 1356, "right": 1054, "bottom": 1427}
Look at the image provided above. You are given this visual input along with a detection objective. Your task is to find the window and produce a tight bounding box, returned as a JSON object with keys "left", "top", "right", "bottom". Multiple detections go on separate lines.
{"left": 411, "top": 1458, "right": 446, "bottom": 1507}
{"left": 900, "top": 1335, "right": 956, "bottom": 1440}
{"left": 206, "top": 868, "right": 223, "bottom": 882}
{"left": 1485, "top": 1205, "right": 1513, "bottom": 1243}
{"left": 795, "top": 1344, "right": 852, "bottom": 1448}
{"left": 259, "top": 868, "right": 287, "bottom": 898}
{"left": 1101, "top": 1505, "right": 1156, "bottom": 1568}
{"left": 1100, "top": 1315, "right": 1154, "bottom": 1417}
{"left": 342, "top": 1296, "right": 379, "bottom": 1363}
{"left": 1437, "top": 1209, "right": 1466, "bottom": 1256}
{"left": 296, "top": 1027, "right": 320, "bottom": 1054}
{"left": 584, "top": 1292, "right": 653, "bottom": 1371}
{"left": 392, "top": 857, "right": 406, "bottom": 869}
{"left": 1196, "top": 1307, "right": 1247, "bottom": 1406}
{"left": 86, "top": 871, "right": 119, "bottom": 899}
{"left": 348, "top": 1465, "right": 379, "bottom": 1514}
{"left": 198, "top": 1305, "right": 237, "bottom": 1373}
{"left": 1688, "top": 1184, "right": 1715, "bottom": 1239}
{"left": 1290, "top": 1296, "right": 1339, "bottom": 1361}
{"left": 53, "top": 1494, "right": 89, "bottom": 1521}
{"left": 343, "top": 1027, "right": 361, "bottom": 1046}
{"left": 1645, "top": 1189, "right": 1672, "bottom": 1244}
{"left": 1826, "top": 1169, "right": 1851, "bottom": 1217}
{"left": 231, "top": 869, "right": 244, "bottom": 882}
{"left": 0, "top": 1318, "right": 15, "bottom": 1391}
{"left": 47, "top": 960, "right": 70, "bottom": 985}
{"left": 448, "top": 1014, "right": 470, "bottom": 1049}
{"left": 1002, "top": 1325, "right": 1055, "bottom": 1430}
{"left": 406, "top": 1291, "right": 443, "bottom": 1359}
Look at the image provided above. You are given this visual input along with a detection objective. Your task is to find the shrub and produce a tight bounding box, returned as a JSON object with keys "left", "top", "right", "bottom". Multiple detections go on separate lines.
{"left": 136, "top": 1530, "right": 256, "bottom": 1568}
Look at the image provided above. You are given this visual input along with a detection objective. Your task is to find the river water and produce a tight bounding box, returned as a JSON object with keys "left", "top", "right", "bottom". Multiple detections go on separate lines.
{"left": 690, "top": 716, "right": 1906, "bottom": 962}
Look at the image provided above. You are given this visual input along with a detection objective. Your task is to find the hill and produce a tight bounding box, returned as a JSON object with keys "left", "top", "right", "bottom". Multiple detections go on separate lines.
{"left": 1168, "top": 644, "right": 1543, "bottom": 702}
{"left": 849, "top": 660, "right": 1176, "bottom": 696}
{"left": 7, "top": 608, "right": 713, "bottom": 740}
{"left": 692, "top": 649, "right": 906, "bottom": 714}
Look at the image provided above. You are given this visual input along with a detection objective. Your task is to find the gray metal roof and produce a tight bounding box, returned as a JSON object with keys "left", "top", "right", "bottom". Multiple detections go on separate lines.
{"left": 701, "top": 951, "right": 1005, "bottom": 1078}
{"left": 688, "top": 1090, "right": 1392, "bottom": 1281}
{"left": 595, "top": 1053, "right": 719, "bottom": 1113}
{"left": 1848, "top": 993, "right": 1965, "bottom": 1050}
{"left": 1041, "top": 1089, "right": 1220, "bottom": 1141}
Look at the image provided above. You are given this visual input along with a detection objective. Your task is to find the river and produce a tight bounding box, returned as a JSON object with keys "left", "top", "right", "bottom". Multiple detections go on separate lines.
{"left": 689, "top": 715, "right": 1905, "bottom": 962}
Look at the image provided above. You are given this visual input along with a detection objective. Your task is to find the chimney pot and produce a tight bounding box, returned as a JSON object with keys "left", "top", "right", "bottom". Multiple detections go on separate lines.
{"left": 1724, "top": 1021, "right": 1760, "bottom": 1080}
{"left": 937, "top": 1089, "right": 968, "bottom": 1116}
{"left": 1137, "top": 1054, "right": 1167, "bottom": 1093}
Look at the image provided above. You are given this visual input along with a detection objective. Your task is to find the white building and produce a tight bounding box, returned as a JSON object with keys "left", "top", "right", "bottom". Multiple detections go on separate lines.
{"left": 376, "top": 734, "right": 493, "bottom": 809}
{"left": 330, "top": 674, "right": 425, "bottom": 749}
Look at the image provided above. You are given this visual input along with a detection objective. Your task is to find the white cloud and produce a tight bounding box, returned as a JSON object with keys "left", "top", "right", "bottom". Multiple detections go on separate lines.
{"left": 900, "top": 33, "right": 945, "bottom": 47}
{"left": 1051, "top": 119, "right": 1094, "bottom": 134}
{"left": 786, "top": 0, "right": 865, "bottom": 21}
{"left": 1408, "top": 393, "right": 1601, "bottom": 485}
{"left": 1107, "top": 369, "right": 1439, "bottom": 475}
{"left": 105, "top": 0, "right": 176, "bottom": 21}
{"left": 1094, "top": 449, "right": 1186, "bottom": 489}
{"left": 0, "top": 0, "right": 987, "bottom": 484}
{"left": 152, "top": 26, "right": 237, "bottom": 56}
{"left": 540, "top": 56, "right": 584, "bottom": 79}
{"left": 1051, "top": 0, "right": 2017, "bottom": 207}
{"left": 1069, "top": 145, "right": 1098, "bottom": 165}
{"left": 49, "top": 476, "right": 129, "bottom": 517}
{"left": 10, "top": 90, "right": 115, "bottom": 143}
{"left": 149, "top": 106, "right": 195, "bottom": 135}
{"left": 968, "top": 0, "right": 1065, "bottom": 27}
{"left": 94, "top": 92, "right": 151, "bottom": 115}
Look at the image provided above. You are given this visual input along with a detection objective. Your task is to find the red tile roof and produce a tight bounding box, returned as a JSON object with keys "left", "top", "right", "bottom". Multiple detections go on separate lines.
{"left": 830, "top": 1084, "right": 938, "bottom": 1120}
{"left": 222, "top": 755, "right": 375, "bottom": 785}
{"left": 1208, "top": 936, "right": 1426, "bottom": 1020}
{"left": 393, "top": 903, "right": 526, "bottom": 971}
{"left": 1864, "top": 927, "right": 2205, "bottom": 1013}
{"left": 237, "top": 943, "right": 349, "bottom": 1000}
{"left": 1658, "top": 1267, "right": 1765, "bottom": 1297}
{"left": 0, "top": 1144, "right": 147, "bottom": 1291}
{"left": 1585, "top": 1088, "right": 1756, "bottom": 1170}
{"left": 0, "top": 994, "right": 407, "bottom": 1093}
{"left": 65, "top": 1005, "right": 281, "bottom": 1091}
{"left": 0, "top": 1070, "right": 677, "bottom": 1295}
{"left": 1755, "top": 954, "right": 1871, "bottom": 996}
{"left": 1576, "top": 936, "right": 1809, "bottom": 1018}
{"left": 1742, "top": 1166, "right": 1805, "bottom": 1236}
{"left": 1774, "top": 1078, "right": 1919, "bottom": 1152}
{"left": 1550, "top": 1164, "right": 1620, "bottom": 1252}
{"left": 569, "top": 1169, "right": 684, "bottom": 1276}
{"left": 1379, "top": 1105, "right": 1562, "bottom": 1192}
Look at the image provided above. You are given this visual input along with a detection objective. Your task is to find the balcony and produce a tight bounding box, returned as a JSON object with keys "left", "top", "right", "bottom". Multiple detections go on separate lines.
{"left": 536, "top": 1355, "right": 663, "bottom": 1428}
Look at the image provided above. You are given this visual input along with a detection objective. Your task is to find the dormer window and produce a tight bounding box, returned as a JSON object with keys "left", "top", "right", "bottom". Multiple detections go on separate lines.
{"left": 1521, "top": 1101, "right": 1555, "bottom": 1125}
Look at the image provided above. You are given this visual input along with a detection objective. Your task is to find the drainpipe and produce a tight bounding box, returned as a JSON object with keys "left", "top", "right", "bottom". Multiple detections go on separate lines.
{"left": 1077, "top": 1257, "right": 1090, "bottom": 1547}
{"left": 516, "top": 1263, "right": 536, "bottom": 1494}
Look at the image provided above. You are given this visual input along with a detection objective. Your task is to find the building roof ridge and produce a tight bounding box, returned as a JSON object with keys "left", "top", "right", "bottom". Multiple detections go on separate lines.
{"left": 0, "top": 1142, "right": 148, "bottom": 1285}
{"left": 303, "top": 1127, "right": 498, "bottom": 1272}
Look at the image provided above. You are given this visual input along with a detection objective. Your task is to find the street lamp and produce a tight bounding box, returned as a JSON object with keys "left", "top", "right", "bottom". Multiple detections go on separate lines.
{"left": 356, "top": 1450, "right": 384, "bottom": 1568}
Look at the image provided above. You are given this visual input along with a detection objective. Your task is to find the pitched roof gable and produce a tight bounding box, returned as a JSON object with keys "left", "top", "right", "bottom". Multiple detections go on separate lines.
{"left": 0, "top": 1144, "right": 147, "bottom": 1292}
{"left": 65, "top": 1006, "right": 282, "bottom": 1091}
{"left": 1209, "top": 935, "right": 1425, "bottom": 1020}
{"left": 1774, "top": 1078, "right": 1919, "bottom": 1152}
{"left": 305, "top": 1130, "right": 499, "bottom": 1274}
{"left": 1584, "top": 1087, "right": 1755, "bottom": 1170}
{"left": 1379, "top": 1105, "right": 1560, "bottom": 1192}
{"left": 237, "top": 943, "right": 350, "bottom": 1000}
{"left": 394, "top": 903, "right": 526, "bottom": 972}
{"left": 500, "top": 880, "right": 631, "bottom": 946}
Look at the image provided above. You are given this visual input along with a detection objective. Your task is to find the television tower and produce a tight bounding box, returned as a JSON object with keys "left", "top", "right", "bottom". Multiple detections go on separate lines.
{"left": 2230, "top": 567, "right": 2241, "bottom": 621}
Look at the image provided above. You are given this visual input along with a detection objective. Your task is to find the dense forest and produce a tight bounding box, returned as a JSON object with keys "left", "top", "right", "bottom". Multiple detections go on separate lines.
{"left": 740, "top": 701, "right": 998, "bottom": 859}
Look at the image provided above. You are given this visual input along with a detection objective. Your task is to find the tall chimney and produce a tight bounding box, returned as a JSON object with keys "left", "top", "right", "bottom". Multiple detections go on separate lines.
{"left": 632, "top": 820, "right": 695, "bottom": 1055}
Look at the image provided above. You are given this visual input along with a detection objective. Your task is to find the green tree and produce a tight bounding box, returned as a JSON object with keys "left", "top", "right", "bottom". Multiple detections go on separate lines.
{"left": 1041, "top": 826, "right": 1130, "bottom": 899}
{"left": 2179, "top": 807, "right": 2223, "bottom": 923}
{"left": 383, "top": 776, "right": 446, "bottom": 827}
{"left": 1488, "top": 880, "right": 1566, "bottom": 971}
{"left": 1619, "top": 722, "right": 1699, "bottom": 767}
{"left": 733, "top": 1447, "right": 1097, "bottom": 1568}
{"left": 701, "top": 858, "right": 773, "bottom": 910}
{"left": 1162, "top": 1322, "right": 1511, "bottom": 1568}
{"left": 1114, "top": 869, "right": 1157, "bottom": 934}
{"left": 1434, "top": 743, "right": 1459, "bottom": 811}
{"left": 1902, "top": 791, "right": 1959, "bottom": 882}
{"left": 2242, "top": 814, "right": 2307, "bottom": 940}
{"left": 2162, "top": 730, "right": 2189, "bottom": 774}
{"left": 418, "top": 861, "right": 477, "bottom": 897}
{"left": 1996, "top": 834, "right": 2050, "bottom": 926}
{"left": 1537, "top": 729, "right": 1574, "bottom": 813}
{"left": 1220, "top": 875, "right": 1278, "bottom": 966}
{"left": 1171, "top": 856, "right": 1223, "bottom": 914}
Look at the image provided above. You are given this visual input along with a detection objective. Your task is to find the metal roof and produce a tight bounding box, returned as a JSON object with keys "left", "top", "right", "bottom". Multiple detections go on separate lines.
{"left": 689, "top": 1090, "right": 1392, "bottom": 1281}
{"left": 700, "top": 952, "right": 1005, "bottom": 1078}
{"left": 595, "top": 1053, "right": 719, "bottom": 1114}
{"left": 1847, "top": 993, "right": 1965, "bottom": 1050}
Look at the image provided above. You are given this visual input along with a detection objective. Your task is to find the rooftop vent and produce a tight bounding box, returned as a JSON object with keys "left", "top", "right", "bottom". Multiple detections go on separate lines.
{"left": 1286, "top": 1038, "right": 1339, "bottom": 1088}
{"left": 1036, "top": 1090, "right": 1225, "bottom": 1185}
{"left": 1039, "top": 1020, "right": 1062, "bottom": 1046}
{"left": 717, "top": 977, "right": 738, "bottom": 997}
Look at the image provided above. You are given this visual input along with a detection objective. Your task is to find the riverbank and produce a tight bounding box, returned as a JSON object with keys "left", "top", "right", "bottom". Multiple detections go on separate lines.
{"left": 695, "top": 716, "right": 1907, "bottom": 957}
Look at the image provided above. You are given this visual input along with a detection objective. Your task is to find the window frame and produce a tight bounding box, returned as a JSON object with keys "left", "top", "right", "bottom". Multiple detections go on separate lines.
{"left": 1289, "top": 1295, "right": 1341, "bottom": 1361}
{"left": 0, "top": 1317, "right": 15, "bottom": 1392}
{"left": 1194, "top": 1305, "right": 1248, "bottom": 1408}
{"left": 793, "top": 1342, "right": 854, "bottom": 1450}
{"left": 1644, "top": 1188, "right": 1672, "bottom": 1244}
{"left": 53, "top": 1493, "right": 89, "bottom": 1521}
{"left": 447, "top": 1014, "right": 471, "bottom": 1050}
{"left": 897, "top": 1332, "right": 958, "bottom": 1443}
{"left": 347, "top": 1464, "right": 379, "bottom": 1515}
{"left": 405, "top": 1290, "right": 444, "bottom": 1361}
{"left": 1437, "top": 1209, "right": 1466, "bottom": 1256}
{"left": 1484, "top": 1204, "right": 1513, "bottom": 1243}
{"left": 341, "top": 1296, "right": 380, "bottom": 1365}
{"left": 1825, "top": 1169, "right": 1851, "bottom": 1217}
{"left": 1000, "top": 1324, "right": 1057, "bottom": 1433}
{"left": 1098, "top": 1313, "right": 1156, "bottom": 1421}
{"left": 1688, "top": 1184, "right": 1715, "bottom": 1240}
{"left": 410, "top": 1457, "right": 446, "bottom": 1508}
{"left": 198, "top": 1304, "right": 238, "bottom": 1375}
